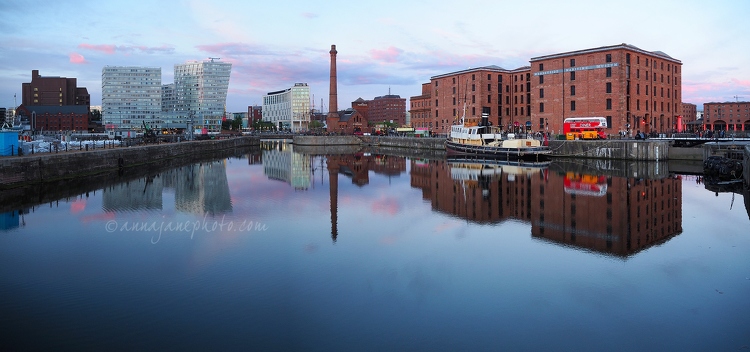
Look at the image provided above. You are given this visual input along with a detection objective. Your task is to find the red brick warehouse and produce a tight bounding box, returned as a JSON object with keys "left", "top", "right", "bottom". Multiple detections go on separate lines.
{"left": 532, "top": 43, "right": 682, "bottom": 137}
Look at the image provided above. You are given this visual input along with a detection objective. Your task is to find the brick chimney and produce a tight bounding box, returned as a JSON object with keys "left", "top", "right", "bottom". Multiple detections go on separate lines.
{"left": 328, "top": 45, "right": 338, "bottom": 115}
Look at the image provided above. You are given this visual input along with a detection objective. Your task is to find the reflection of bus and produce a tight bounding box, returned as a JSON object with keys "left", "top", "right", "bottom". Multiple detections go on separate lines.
{"left": 564, "top": 172, "right": 607, "bottom": 196}
{"left": 563, "top": 117, "right": 607, "bottom": 140}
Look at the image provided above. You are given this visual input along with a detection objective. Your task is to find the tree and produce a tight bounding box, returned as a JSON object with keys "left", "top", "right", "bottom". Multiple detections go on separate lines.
{"left": 309, "top": 120, "right": 324, "bottom": 129}
{"left": 90, "top": 109, "right": 102, "bottom": 122}
{"left": 221, "top": 119, "right": 232, "bottom": 131}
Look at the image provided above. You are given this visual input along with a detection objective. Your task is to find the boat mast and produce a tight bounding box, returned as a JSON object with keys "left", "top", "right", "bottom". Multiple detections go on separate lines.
{"left": 457, "top": 77, "right": 467, "bottom": 125}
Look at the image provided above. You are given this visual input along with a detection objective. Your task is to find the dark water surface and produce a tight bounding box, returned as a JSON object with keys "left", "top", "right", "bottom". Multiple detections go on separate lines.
{"left": 1, "top": 143, "right": 749, "bottom": 351}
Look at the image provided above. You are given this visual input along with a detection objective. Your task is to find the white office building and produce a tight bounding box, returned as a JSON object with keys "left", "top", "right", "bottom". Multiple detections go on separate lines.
{"left": 174, "top": 59, "right": 232, "bottom": 134}
{"left": 262, "top": 83, "right": 310, "bottom": 132}
{"left": 101, "top": 66, "right": 162, "bottom": 130}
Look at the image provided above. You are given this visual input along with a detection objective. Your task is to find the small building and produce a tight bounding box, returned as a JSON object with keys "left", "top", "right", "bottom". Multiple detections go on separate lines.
{"left": 367, "top": 94, "right": 406, "bottom": 126}
{"left": 15, "top": 105, "right": 89, "bottom": 134}
{"left": 326, "top": 108, "right": 365, "bottom": 134}
{"left": 247, "top": 105, "right": 262, "bottom": 126}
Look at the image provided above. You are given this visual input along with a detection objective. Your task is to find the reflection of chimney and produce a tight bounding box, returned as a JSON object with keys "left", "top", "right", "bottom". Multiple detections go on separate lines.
{"left": 327, "top": 156, "right": 339, "bottom": 242}
{"left": 328, "top": 45, "right": 338, "bottom": 115}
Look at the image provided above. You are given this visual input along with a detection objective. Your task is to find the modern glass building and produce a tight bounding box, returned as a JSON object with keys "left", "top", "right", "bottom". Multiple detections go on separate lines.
{"left": 174, "top": 59, "right": 232, "bottom": 134}
{"left": 262, "top": 83, "right": 310, "bottom": 132}
{"left": 101, "top": 66, "right": 162, "bottom": 131}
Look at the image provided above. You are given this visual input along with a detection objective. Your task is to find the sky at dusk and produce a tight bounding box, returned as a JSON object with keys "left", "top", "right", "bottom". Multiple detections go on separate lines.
{"left": 1, "top": 0, "right": 749, "bottom": 113}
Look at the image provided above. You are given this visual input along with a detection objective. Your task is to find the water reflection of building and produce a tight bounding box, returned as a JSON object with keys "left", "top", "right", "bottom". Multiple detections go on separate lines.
{"left": 535, "top": 172, "right": 683, "bottom": 257}
{"left": 262, "top": 142, "right": 311, "bottom": 190}
{"left": 164, "top": 161, "right": 232, "bottom": 215}
{"left": 0, "top": 209, "right": 25, "bottom": 231}
{"left": 102, "top": 160, "right": 232, "bottom": 215}
{"left": 103, "top": 176, "right": 163, "bottom": 212}
{"left": 414, "top": 159, "right": 683, "bottom": 257}
{"left": 412, "top": 159, "right": 545, "bottom": 224}
{"left": 326, "top": 153, "right": 407, "bottom": 242}
{"left": 410, "top": 159, "right": 433, "bottom": 201}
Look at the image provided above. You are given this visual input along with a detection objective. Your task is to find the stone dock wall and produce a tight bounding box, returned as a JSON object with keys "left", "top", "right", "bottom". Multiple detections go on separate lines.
{"left": 357, "top": 136, "right": 446, "bottom": 150}
{"left": 294, "top": 135, "right": 446, "bottom": 150}
{"left": 0, "top": 137, "right": 259, "bottom": 189}
{"left": 547, "top": 140, "right": 670, "bottom": 161}
{"left": 2, "top": 135, "right": 741, "bottom": 189}
{"left": 295, "top": 135, "right": 677, "bottom": 161}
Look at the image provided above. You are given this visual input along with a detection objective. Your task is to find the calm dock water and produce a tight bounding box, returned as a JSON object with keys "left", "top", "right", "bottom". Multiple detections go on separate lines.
{"left": 1, "top": 142, "right": 748, "bottom": 350}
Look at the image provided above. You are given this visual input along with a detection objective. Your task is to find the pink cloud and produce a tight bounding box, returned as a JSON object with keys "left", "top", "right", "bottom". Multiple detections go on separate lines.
{"left": 79, "top": 211, "right": 115, "bottom": 224}
{"left": 196, "top": 42, "right": 249, "bottom": 55}
{"left": 682, "top": 78, "right": 750, "bottom": 105}
{"left": 371, "top": 196, "right": 399, "bottom": 215}
{"left": 69, "top": 52, "right": 88, "bottom": 64}
{"left": 78, "top": 43, "right": 116, "bottom": 54}
{"left": 77, "top": 43, "right": 174, "bottom": 55}
{"left": 369, "top": 46, "right": 403, "bottom": 63}
{"left": 433, "top": 221, "right": 460, "bottom": 234}
{"left": 380, "top": 235, "right": 398, "bottom": 245}
{"left": 70, "top": 199, "right": 86, "bottom": 214}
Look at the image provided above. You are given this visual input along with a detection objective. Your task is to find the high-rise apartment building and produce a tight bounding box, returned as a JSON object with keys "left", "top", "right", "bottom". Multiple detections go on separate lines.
{"left": 262, "top": 83, "right": 310, "bottom": 132}
{"left": 174, "top": 59, "right": 232, "bottom": 134}
{"left": 101, "top": 66, "right": 162, "bottom": 130}
{"left": 161, "top": 83, "right": 177, "bottom": 113}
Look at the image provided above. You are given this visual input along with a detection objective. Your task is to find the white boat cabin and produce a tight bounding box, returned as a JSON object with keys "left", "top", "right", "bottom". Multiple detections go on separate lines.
{"left": 449, "top": 118, "right": 503, "bottom": 146}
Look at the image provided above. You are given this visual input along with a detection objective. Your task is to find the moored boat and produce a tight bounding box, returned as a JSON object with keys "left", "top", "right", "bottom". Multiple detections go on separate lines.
{"left": 445, "top": 107, "right": 551, "bottom": 161}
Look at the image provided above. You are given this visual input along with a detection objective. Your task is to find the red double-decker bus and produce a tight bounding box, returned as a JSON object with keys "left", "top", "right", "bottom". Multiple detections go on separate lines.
{"left": 563, "top": 117, "right": 607, "bottom": 140}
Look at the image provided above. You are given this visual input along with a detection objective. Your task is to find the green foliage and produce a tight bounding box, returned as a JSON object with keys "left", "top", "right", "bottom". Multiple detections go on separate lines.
{"left": 309, "top": 120, "right": 324, "bottom": 129}
{"left": 90, "top": 109, "right": 102, "bottom": 122}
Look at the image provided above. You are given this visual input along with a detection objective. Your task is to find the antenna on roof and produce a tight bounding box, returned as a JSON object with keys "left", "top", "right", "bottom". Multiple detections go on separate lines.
{"left": 208, "top": 57, "right": 220, "bottom": 62}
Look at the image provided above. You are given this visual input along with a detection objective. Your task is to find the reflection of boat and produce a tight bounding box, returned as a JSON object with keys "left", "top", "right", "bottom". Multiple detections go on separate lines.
{"left": 563, "top": 172, "right": 607, "bottom": 197}
{"left": 447, "top": 156, "right": 549, "bottom": 199}
{"left": 448, "top": 156, "right": 549, "bottom": 182}
{"left": 446, "top": 107, "right": 551, "bottom": 161}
